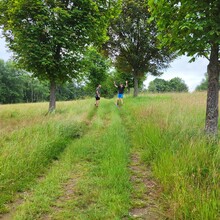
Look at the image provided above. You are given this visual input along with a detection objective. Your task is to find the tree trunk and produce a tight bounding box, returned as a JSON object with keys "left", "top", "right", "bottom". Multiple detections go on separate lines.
{"left": 31, "top": 83, "right": 34, "bottom": 102}
{"left": 133, "top": 75, "right": 139, "bottom": 97}
{"left": 205, "top": 43, "right": 219, "bottom": 136}
{"left": 49, "top": 79, "right": 56, "bottom": 112}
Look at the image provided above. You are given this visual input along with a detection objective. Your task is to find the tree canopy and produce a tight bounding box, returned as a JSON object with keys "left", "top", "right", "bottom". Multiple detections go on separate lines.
{"left": 81, "top": 47, "right": 110, "bottom": 96}
{"left": 0, "top": 0, "right": 121, "bottom": 111}
{"left": 104, "top": 0, "right": 176, "bottom": 97}
{"left": 148, "top": 77, "right": 188, "bottom": 93}
{"left": 0, "top": 60, "right": 24, "bottom": 103}
{"left": 148, "top": 0, "right": 220, "bottom": 135}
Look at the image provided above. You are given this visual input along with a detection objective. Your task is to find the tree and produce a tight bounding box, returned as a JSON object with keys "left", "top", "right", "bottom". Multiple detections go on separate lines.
{"left": 0, "top": 60, "right": 24, "bottom": 103}
{"left": 148, "top": 78, "right": 169, "bottom": 93}
{"left": 148, "top": 77, "right": 188, "bottom": 93}
{"left": 104, "top": 0, "right": 176, "bottom": 97}
{"left": 0, "top": 0, "right": 121, "bottom": 112}
{"left": 148, "top": 0, "right": 220, "bottom": 135}
{"left": 82, "top": 48, "right": 110, "bottom": 96}
{"left": 112, "top": 69, "right": 145, "bottom": 94}
{"left": 103, "top": 68, "right": 133, "bottom": 98}
{"left": 56, "top": 81, "right": 85, "bottom": 101}
{"left": 169, "top": 77, "right": 188, "bottom": 92}
{"left": 195, "top": 73, "right": 208, "bottom": 91}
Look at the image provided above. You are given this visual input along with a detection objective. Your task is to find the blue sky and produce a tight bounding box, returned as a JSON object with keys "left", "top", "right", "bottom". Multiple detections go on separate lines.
{"left": 0, "top": 37, "right": 209, "bottom": 92}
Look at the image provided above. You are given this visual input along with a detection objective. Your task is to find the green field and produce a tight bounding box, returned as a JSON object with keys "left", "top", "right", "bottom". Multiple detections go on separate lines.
{"left": 0, "top": 92, "right": 219, "bottom": 220}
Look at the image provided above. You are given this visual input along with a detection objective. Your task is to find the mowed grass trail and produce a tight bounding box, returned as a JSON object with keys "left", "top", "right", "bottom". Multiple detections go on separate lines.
{"left": 0, "top": 92, "right": 220, "bottom": 220}
{"left": 0, "top": 99, "right": 132, "bottom": 219}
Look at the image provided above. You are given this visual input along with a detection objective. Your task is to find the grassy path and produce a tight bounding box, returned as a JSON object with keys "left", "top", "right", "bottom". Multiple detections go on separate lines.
{"left": 0, "top": 98, "right": 168, "bottom": 220}
{"left": 2, "top": 93, "right": 217, "bottom": 219}
{"left": 128, "top": 153, "right": 165, "bottom": 219}
{"left": 1, "top": 100, "right": 135, "bottom": 219}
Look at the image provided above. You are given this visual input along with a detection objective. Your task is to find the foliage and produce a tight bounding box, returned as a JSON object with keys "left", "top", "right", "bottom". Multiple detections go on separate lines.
{"left": 100, "top": 72, "right": 117, "bottom": 98}
{"left": 56, "top": 81, "right": 86, "bottom": 101}
{"left": 104, "top": 0, "right": 176, "bottom": 96}
{"left": 80, "top": 47, "right": 135, "bottom": 99}
{"left": 81, "top": 48, "right": 110, "bottom": 96}
{"left": 21, "top": 74, "right": 49, "bottom": 103}
{"left": 148, "top": 78, "right": 169, "bottom": 93}
{"left": 148, "top": 77, "right": 188, "bottom": 93}
{"left": 0, "top": 60, "right": 26, "bottom": 103}
{"left": 148, "top": 0, "right": 220, "bottom": 135}
{"left": 0, "top": 0, "right": 122, "bottom": 110}
{"left": 169, "top": 77, "right": 189, "bottom": 92}
{"left": 0, "top": 59, "right": 88, "bottom": 104}
{"left": 148, "top": 0, "right": 220, "bottom": 59}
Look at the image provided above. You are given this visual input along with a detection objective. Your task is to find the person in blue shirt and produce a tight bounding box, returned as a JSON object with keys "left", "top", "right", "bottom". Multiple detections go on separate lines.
{"left": 114, "top": 81, "right": 128, "bottom": 106}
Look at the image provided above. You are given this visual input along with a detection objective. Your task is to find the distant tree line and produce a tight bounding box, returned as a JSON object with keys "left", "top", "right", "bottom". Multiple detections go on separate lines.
{"left": 1, "top": 56, "right": 191, "bottom": 104}
{"left": 148, "top": 77, "right": 188, "bottom": 93}
{"left": 0, "top": 59, "right": 86, "bottom": 104}
{"left": 0, "top": 57, "right": 132, "bottom": 104}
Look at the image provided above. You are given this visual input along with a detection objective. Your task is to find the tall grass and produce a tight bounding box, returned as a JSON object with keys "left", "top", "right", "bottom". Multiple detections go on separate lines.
{"left": 54, "top": 101, "right": 131, "bottom": 220}
{"left": 122, "top": 92, "right": 220, "bottom": 219}
{"left": 0, "top": 99, "right": 91, "bottom": 213}
{"left": 1, "top": 93, "right": 220, "bottom": 219}
{"left": 11, "top": 100, "right": 131, "bottom": 219}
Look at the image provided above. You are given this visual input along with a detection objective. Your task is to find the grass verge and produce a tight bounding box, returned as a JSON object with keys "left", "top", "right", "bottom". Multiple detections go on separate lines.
{"left": 121, "top": 93, "right": 220, "bottom": 219}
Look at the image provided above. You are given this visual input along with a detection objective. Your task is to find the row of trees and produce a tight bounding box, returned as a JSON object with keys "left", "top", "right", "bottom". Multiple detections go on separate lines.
{"left": 148, "top": 77, "right": 188, "bottom": 93}
{"left": 0, "top": 0, "right": 176, "bottom": 110}
{"left": 0, "top": 59, "right": 88, "bottom": 104}
{"left": 0, "top": 0, "right": 219, "bottom": 135}
{"left": 103, "top": 0, "right": 176, "bottom": 97}
{"left": 1, "top": 57, "right": 191, "bottom": 104}
{"left": 0, "top": 56, "right": 134, "bottom": 104}
{"left": 0, "top": 0, "right": 122, "bottom": 111}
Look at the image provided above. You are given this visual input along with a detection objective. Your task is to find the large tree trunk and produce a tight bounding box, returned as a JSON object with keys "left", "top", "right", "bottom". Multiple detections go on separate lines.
{"left": 133, "top": 75, "right": 139, "bottom": 97}
{"left": 205, "top": 44, "right": 219, "bottom": 136}
{"left": 49, "top": 79, "right": 56, "bottom": 112}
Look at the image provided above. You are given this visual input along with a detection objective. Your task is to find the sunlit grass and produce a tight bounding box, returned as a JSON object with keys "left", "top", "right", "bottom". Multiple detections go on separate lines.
{"left": 0, "top": 99, "right": 91, "bottom": 135}
{"left": 122, "top": 92, "right": 220, "bottom": 219}
{"left": 12, "top": 100, "right": 131, "bottom": 220}
{"left": 0, "top": 99, "right": 93, "bottom": 213}
{"left": 0, "top": 92, "right": 219, "bottom": 219}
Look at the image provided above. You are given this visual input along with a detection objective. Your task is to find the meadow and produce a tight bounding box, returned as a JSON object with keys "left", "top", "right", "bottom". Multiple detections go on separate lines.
{"left": 0, "top": 92, "right": 219, "bottom": 219}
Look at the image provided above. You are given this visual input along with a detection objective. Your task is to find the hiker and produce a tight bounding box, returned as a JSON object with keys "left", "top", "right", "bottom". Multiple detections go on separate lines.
{"left": 95, "top": 84, "right": 101, "bottom": 107}
{"left": 114, "top": 80, "right": 128, "bottom": 106}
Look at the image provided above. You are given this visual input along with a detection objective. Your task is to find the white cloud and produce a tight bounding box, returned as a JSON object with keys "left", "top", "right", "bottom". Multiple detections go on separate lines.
{"left": 144, "top": 56, "right": 209, "bottom": 92}
{"left": 0, "top": 37, "right": 13, "bottom": 61}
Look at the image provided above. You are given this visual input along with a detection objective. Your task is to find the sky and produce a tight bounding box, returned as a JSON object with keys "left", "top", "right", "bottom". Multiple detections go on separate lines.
{"left": 144, "top": 56, "right": 209, "bottom": 92}
{"left": 0, "top": 37, "right": 209, "bottom": 92}
{"left": 0, "top": 37, "right": 12, "bottom": 61}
